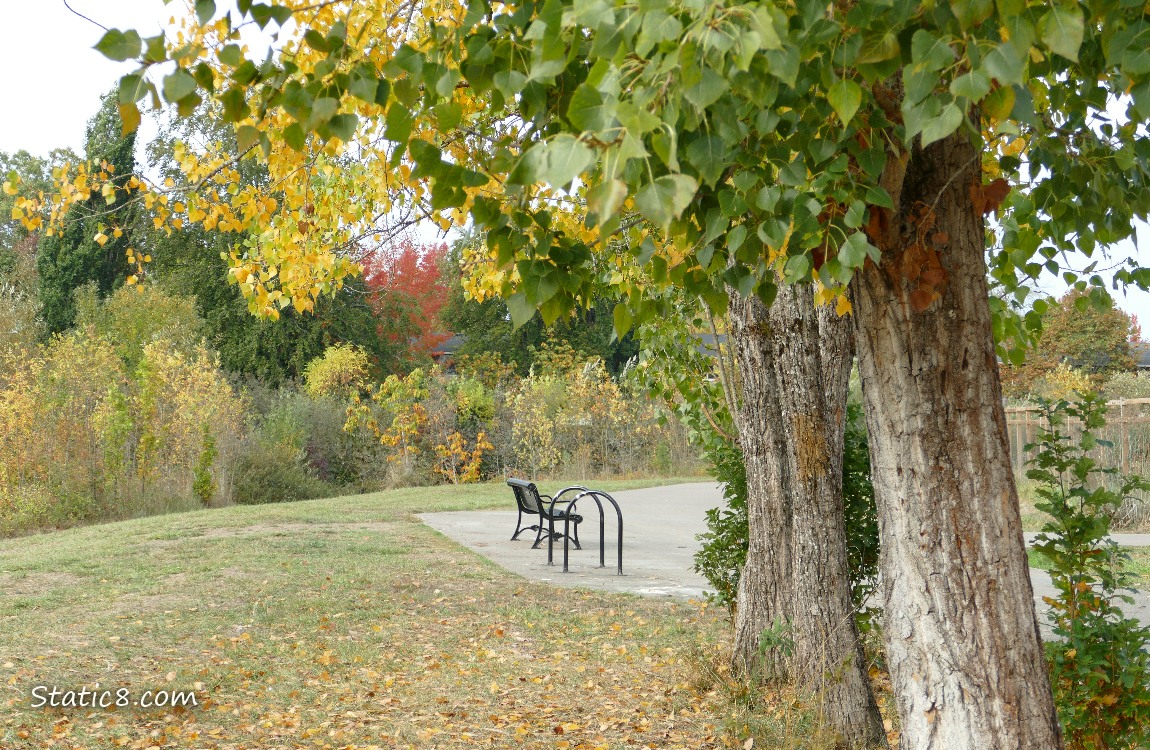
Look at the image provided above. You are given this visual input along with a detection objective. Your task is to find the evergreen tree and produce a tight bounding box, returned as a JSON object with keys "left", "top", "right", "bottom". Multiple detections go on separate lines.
{"left": 37, "top": 92, "right": 136, "bottom": 334}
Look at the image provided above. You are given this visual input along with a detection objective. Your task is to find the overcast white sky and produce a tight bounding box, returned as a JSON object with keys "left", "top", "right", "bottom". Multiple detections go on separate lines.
{"left": 0, "top": 1, "right": 170, "bottom": 158}
{"left": 2, "top": 1, "right": 1149, "bottom": 327}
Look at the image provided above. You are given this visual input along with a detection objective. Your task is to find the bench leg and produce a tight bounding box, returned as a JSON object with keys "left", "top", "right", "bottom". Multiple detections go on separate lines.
{"left": 512, "top": 508, "right": 542, "bottom": 541}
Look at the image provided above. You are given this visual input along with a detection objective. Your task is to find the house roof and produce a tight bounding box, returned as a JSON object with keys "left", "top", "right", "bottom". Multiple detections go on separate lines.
{"left": 1133, "top": 341, "right": 1150, "bottom": 369}
{"left": 431, "top": 333, "right": 466, "bottom": 357}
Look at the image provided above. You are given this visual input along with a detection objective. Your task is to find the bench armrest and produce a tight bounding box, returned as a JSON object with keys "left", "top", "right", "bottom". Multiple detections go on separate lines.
{"left": 552, "top": 486, "right": 592, "bottom": 502}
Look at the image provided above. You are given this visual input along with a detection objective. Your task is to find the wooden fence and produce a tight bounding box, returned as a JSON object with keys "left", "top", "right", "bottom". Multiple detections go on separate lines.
{"left": 1005, "top": 398, "right": 1150, "bottom": 480}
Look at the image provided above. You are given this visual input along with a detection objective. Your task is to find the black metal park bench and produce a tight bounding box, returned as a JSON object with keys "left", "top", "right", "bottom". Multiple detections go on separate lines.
{"left": 506, "top": 478, "right": 583, "bottom": 550}
{"left": 506, "top": 478, "right": 624, "bottom": 575}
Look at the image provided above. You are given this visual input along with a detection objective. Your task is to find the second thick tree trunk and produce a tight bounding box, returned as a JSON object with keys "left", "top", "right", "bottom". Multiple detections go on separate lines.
{"left": 730, "top": 283, "right": 886, "bottom": 748}
{"left": 851, "top": 132, "right": 1063, "bottom": 747}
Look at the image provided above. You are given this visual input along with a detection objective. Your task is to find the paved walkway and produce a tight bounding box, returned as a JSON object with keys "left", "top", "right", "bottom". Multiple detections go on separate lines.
{"left": 421, "top": 482, "right": 1150, "bottom": 626}
{"left": 420, "top": 483, "right": 720, "bottom": 599}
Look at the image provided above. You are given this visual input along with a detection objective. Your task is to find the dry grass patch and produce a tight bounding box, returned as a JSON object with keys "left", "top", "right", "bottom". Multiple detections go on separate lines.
{"left": 0, "top": 479, "right": 841, "bottom": 749}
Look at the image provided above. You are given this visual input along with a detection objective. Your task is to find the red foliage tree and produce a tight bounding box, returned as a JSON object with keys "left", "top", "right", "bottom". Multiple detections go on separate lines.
{"left": 359, "top": 239, "right": 450, "bottom": 357}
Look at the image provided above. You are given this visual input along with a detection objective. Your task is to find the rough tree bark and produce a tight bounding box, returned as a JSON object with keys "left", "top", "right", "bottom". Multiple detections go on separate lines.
{"left": 850, "top": 131, "right": 1063, "bottom": 747}
{"left": 730, "top": 283, "right": 887, "bottom": 748}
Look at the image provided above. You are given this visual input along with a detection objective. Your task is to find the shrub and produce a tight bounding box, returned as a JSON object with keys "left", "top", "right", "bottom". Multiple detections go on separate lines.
{"left": 693, "top": 437, "right": 748, "bottom": 612}
{"left": 1028, "top": 393, "right": 1150, "bottom": 748}
{"left": 232, "top": 438, "right": 329, "bottom": 505}
{"left": 692, "top": 402, "right": 878, "bottom": 618}
{"left": 842, "top": 402, "right": 879, "bottom": 611}
{"left": 0, "top": 327, "right": 247, "bottom": 533}
{"left": 75, "top": 283, "right": 205, "bottom": 370}
{"left": 303, "top": 344, "right": 371, "bottom": 399}
{"left": 1100, "top": 371, "right": 1150, "bottom": 401}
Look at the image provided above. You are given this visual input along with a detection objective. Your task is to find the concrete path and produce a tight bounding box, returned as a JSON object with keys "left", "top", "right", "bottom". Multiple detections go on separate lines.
{"left": 420, "top": 482, "right": 721, "bottom": 599}
{"left": 421, "top": 482, "right": 1150, "bottom": 627}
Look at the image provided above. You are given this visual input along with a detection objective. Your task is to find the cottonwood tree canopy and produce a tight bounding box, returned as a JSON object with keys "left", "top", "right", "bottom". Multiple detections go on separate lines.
{"left": 10, "top": 0, "right": 1150, "bottom": 746}
{"left": 8, "top": 0, "right": 1146, "bottom": 334}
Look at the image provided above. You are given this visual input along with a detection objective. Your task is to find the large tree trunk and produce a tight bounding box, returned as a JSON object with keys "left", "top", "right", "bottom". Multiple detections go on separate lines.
{"left": 850, "top": 132, "right": 1063, "bottom": 747}
{"left": 730, "top": 283, "right": 887, "bottom": 748}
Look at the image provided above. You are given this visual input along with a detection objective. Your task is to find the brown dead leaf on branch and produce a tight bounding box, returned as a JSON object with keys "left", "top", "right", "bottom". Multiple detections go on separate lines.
{"left": 970, "top": 178, "right": 1011, "bottom": 216}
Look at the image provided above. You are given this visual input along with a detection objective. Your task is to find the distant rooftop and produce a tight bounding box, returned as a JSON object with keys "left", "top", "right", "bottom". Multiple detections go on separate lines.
{"left": 1134, "top": 341, "right": 1150, "bottom": 369}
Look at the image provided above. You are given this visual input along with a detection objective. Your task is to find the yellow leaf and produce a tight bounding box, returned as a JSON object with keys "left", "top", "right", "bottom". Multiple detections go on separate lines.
{"left": 836, "top": 294, "right": 852, "bottom": 317}
{"left": 94, "top": 232, "right": 109, "bottom": 247}
{"left": 2, "top": 181, "right": 16, "bottom": 196}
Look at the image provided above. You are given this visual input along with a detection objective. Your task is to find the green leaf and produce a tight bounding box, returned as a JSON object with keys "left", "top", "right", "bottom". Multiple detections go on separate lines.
{"left": 827, "top": 79, "right": 863, "bottom": 125}
{"left": 613, "top": 302, "right": 633, "bottom": 338}
{"left": 651, "top": 130, "right": 679, "bottom": 171}
{"left": 567, "top": 83, "right": 616, "bottom": 133}
{"left": 637, "top": 10, "right": 683, "bottom": 57}
{"left": 162, "top": 69, "right": 198, "bottom": 103}
{"left": 857, "top": 32, "right": 899, "bottom": 65}
{"left": 220, "top": 87, "right": 249, "bottom": 122}
{"left": 94, "top": 29, "right": 142, "bottom": 62}
{"left": 783, "top": 254, "right": 810, "bottom": 284}
{"left": 950, "top": 69, "right": 991, "bottom": 101}
{"left": 920, "top": 101, "right": 964, "bottom": 146}
{"left": 763, "top": 45, "right": 800, "bottom": 87}
{"left": 506, "top": 292, "right": 535, "bottom": 328}
{"left": 283, "top": 123, "right": 306, "bottom": 151}
{"left": 634, "top": 174, "right": 697, "bottom": 228}
{"left": 303, "top": 29, "right": 330, "bottom": 52}
{"left": 384, "top": 104, "right": 413, "bottom": 144}
{"left": 683, "top": 68, "right": 729, "bottom": 109}
{"left": 537, "top": 135, "right": 595, "bottom": 189}
{"left": 526, "top": 271, "right": 559, "bottom": 305}
{"left": 949, "top": 0, "right": 993, "bottom": 31}
{"left": 1038, "top": 2, "right": 1084, "bottom": 62}
{"left": 984, "top": 42, "right": 1027, "bottom": 86}
{"left": 838, "top": 231, "right": 873, "bottom": 268}
{"left": 236, "top": 125, "right": 261, "bottom": 153}
{"left": 910, "top": 30, "right": 956, "bottom": 71}
{"left": 685, "top": 135, "right": 727, "bottom": 186}
{"left": 250, "top": 3, "right": 292, "bottom": 28}
{"left": 219, "top": 44, "right": 243, "bottom": 67}
{"left": 306, "top": 97, "right": 339, "bottom": 129}
{"left": 573, "top": 0, "right": 612, "bottom": 25}
{"left": 118, "top": 74, "right": 146, "bottom": 104}
{"left": 327, "top": 113, "right": 357, "bottom": 141}
{"left": 865, "top": 185, "right": 893, "bottom": 209}
{"left": 195, "top": 0, "right": 216, "bottom": 25}
{"left": 587, "top": 179, "right": 628, "bottom": 223}
{"left": 1109, "top": 22, "right": 1150, "bottom": 75}
{"left": 434, "top": 101, "right": 463, "bottom": 131}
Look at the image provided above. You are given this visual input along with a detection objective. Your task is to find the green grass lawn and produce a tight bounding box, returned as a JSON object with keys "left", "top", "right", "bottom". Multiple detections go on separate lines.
{"left": 1, "top": 478, "right": 811, "bottom": 749}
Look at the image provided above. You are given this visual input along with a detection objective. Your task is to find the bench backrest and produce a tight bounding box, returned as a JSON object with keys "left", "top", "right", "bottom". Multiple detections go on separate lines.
{"left": 506, "top": 478, "right": 542, "bottom": 514}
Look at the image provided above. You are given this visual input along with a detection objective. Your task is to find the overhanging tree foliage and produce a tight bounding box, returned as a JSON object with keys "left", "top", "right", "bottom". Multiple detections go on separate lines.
{"left": 12, "top": 0, "right": 1150, "bottom": 746}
